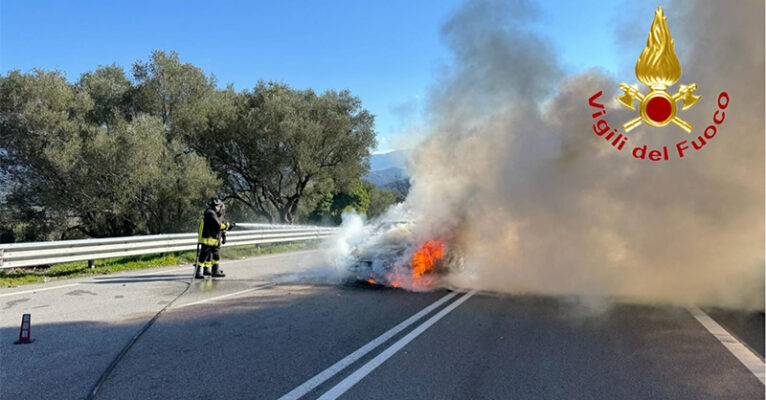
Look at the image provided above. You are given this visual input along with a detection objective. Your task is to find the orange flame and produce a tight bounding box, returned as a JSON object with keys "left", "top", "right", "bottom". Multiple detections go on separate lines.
{"left": 367, "top": 278, "right": 376, "bottom": 284}
{"left": 411, "top": 240, "right": 444, "bottom": 281}
{"left": 382, "top": 240, "right": 445, "bottom": 289}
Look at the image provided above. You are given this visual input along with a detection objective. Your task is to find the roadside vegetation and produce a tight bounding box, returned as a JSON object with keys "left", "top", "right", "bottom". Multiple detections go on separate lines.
{"left": 0, "top": 242, "right": 315, "bottom": 287}
{"left": 1, "top": 50, "right": 400, "bottom": 243}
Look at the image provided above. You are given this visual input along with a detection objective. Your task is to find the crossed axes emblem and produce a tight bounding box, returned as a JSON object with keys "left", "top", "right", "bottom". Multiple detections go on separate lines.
{"left": 616, "top": 83, "right": 700, "bottom": 134}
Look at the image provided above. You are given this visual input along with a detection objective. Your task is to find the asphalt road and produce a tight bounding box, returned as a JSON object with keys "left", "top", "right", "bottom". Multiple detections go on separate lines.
{"left": 0, "top": 250, "right": 763, "bottom": 399}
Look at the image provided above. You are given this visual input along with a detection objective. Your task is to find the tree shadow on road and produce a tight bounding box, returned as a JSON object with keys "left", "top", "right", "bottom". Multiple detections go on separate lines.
{"left": 0, "top": 284, "right": 448, "bottom": 399}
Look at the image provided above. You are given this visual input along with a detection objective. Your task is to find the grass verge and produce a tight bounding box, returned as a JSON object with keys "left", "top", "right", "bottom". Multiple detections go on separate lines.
{"left": 0, "top": 241, "right": 317, "bottom": 287}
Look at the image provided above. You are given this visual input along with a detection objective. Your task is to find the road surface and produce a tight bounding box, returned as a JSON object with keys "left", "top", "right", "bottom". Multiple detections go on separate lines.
{"left": 1, "top": 250, "right": 763, "bottom": 399}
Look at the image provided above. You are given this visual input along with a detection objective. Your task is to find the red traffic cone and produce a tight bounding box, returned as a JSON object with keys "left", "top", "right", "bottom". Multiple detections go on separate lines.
{"left": 15, "top": 314, "right": 33, "bottom": 344}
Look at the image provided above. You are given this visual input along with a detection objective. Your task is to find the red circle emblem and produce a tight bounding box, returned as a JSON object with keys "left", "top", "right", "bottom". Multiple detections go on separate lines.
{"left": 646, "top": 96, "right": 672, "bottom": 122}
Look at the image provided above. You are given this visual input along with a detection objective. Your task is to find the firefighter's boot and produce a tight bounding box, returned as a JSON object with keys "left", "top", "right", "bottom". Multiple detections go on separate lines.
{"left": 203, "top": 267, "right": 211, "bottom": 276}
{"left": 194, "top": 265, "right": 204, "bottom": 279}
{"left": 211, "top": 264, "right": 226, "bottom": 278}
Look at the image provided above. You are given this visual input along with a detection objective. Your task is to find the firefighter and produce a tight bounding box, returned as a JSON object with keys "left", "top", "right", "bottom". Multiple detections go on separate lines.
{"left": 195, "top": 197, "right": 235, "bottom": 279}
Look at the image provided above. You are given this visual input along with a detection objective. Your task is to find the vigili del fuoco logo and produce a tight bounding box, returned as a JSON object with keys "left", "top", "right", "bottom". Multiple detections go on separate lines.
{"left": 588, "top": 5, "right": 729, "bottom": 161}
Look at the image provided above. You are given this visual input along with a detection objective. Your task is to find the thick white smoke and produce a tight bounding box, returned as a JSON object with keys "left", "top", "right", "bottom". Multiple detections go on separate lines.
{"left": 325, "top": 0, "right": 764, "bottom": 309}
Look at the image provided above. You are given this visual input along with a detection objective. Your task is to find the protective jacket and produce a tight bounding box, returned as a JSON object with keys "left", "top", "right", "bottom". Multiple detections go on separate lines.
{"left": 198, "top": 207, "right": 230, "bottom": 246}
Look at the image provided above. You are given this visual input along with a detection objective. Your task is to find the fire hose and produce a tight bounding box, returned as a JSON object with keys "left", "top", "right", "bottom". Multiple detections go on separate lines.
{"left": 84, "top": 220, "right": 307, "bottom": 398}
{"left": 84, "top": 244, "right": 203, "bottom": 399}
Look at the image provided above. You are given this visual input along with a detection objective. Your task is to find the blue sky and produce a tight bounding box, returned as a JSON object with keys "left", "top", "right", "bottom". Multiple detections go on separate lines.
{"left": 1, "top": 0, "right": 649, "bottom": 152}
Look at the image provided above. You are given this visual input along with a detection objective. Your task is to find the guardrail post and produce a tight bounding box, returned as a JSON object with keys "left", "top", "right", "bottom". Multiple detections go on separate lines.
{"left": 0, "top": 248, "right": 4, "bottom": 268}
{"left": 88, "top": 260, "right": 95, "bottom": 269}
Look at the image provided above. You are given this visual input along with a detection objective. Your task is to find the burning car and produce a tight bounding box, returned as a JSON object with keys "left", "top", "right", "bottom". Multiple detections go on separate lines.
{"left": 344, "top": 219, "right": 464, "bottom": 290}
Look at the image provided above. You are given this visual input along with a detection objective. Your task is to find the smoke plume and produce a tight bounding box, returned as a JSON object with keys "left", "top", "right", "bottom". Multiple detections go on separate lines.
{"left": 391, "top": 0, "right": 764, "bottom": 308}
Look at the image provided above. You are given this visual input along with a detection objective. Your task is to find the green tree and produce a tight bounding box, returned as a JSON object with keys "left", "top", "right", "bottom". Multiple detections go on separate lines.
{"left": 308, "top": 180, "right": 397, "bottom": 224}
{"left": 0, "top": 63, "right": 219, "bottom": 240}
{"left": 78, "top": 59, "right": 220, "bottom": 234}
{"left": 78, "top": 65, "right": 134, "bottom": 127}
{"left": 132, "top": 50, "right": 216, "bottom": 142}
{"left": 68, "top": 115, "right": 218, "bottom": 236}
{"left": 330, "top": 180, "right": 370, "bottom": 219}
{"left": 0, "top": 69, "right": 93, "bottom": 239}
{"left": 0, "top": 50, "right": 378, "bottom": 240}
{"left": 198, "top": 81, "right": 376, "bottom": 223}
{"left": 363, "top": 180, "right": 398, "bottom": 219}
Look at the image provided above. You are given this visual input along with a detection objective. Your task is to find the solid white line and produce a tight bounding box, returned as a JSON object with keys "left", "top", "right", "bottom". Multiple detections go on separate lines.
{"left": 135, "top": 266, "right": 189, "bottom": 276}
{"left": 173, "top": 282, "right": 278, "bottom": 309}
{"left": 0, "top": 283, "right": 82, "bottom": 298}
{"left": 316, "top": 290, "right": 478, "bottom": 400}
{"left": 223, "top": 249, "right": 320, "bottom": 264}
{"left": 688, "top": 307, "right": 765, "bottom": 385}
{"left": 0, "top": 267, "right": 189, "bottom": 299}
{"left": 0, "top": 249, "right": 317, "bottom": 298}
{"left": 277, "top": 291, "right": 460, "bottom": 400}
{"left": 0, "top": 266, "right": 191, "bottom": 299}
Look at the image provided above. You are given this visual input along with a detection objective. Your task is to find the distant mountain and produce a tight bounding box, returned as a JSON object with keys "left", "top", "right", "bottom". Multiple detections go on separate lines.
{"left": 369, "top": 149, "right": 411, "bottom": 171}
{"left": 364, "top": 167, "right": 406, "bottom": 187}
{"left": 365, "top": 150, "right": 411, "bottom": 188}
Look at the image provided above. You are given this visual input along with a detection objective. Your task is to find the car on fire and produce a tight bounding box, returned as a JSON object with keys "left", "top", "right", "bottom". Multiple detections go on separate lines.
{"left": 346, "top": 219, "right": 464, "bottom": 289}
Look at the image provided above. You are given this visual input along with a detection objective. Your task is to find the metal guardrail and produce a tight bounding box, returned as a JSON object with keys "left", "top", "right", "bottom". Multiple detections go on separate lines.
{"left": 0, "top": 226, "right": 339, "bottom": 269}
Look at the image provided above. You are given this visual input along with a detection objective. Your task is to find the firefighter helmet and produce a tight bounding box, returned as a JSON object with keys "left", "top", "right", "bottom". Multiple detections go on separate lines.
{"left": 208, "top": 197, "right": 223, "bottom": 209}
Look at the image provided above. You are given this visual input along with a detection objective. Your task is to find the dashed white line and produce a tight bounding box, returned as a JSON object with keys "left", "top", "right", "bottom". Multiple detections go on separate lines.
{"left": 277, "top": 291, "right": 460, "bottom": 400}
{"left": 316, "top": 290, "right": 479, "bottom": 400}
{"left": 0, "top": 283, "right": 82, "bottom": 298}
{"left": 688, "top": 306, "right": 765, "bottom": 385}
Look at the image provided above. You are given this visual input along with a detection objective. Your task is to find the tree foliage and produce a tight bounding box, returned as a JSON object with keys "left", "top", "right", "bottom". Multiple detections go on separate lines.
{"left": 132, "top": 51, "right": 215, "bottom": 142}
{"left": 364, "top": 181, "right": 398, "bottom": 219}
{"left": 0, "top": 52, "right": 219, "bottom": 241}
{"left": 308, "top": 180, "right": 398, "bottom": 224}
{"left": 197, "top": 81, "right": 377, "bottom": 223}
{"left": 0, "top": 50, "right": 379, "bottom": 242}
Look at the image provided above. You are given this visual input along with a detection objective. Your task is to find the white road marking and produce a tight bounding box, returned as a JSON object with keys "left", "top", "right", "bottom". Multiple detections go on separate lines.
{"left": 0, "top": 266, "right": 190, "bottom": 298}
{"left": 316, "top": 290, "right": 479, "bottom": 400}
{"left": 0, "top": 283, "right": 82, "bottom": 298}
{"left": 277, "top": 291, "right": 460, "bottom": 400}
{"left": 135, "top": 266, "right": 189, "bottom": 276}
{"left": 173, "top": 282, "right": 278, "bottom": 309}
{"left": 0, "top": 250, "right": 316, "bottom": 298}
{"left": 688, "top": 307, "right": 765, "bottom": 385}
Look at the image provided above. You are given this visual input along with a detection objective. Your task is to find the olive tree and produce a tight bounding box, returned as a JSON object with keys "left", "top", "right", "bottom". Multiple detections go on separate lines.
{"left": 198, "top": 82, "right": 376, "bottom": 223}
